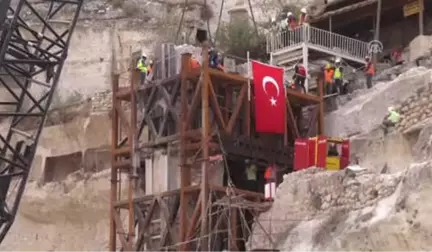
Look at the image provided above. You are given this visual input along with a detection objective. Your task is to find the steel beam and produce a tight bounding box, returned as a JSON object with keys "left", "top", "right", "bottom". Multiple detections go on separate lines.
{"left": 0, "top": 0, "right": 83, "bottom": 243}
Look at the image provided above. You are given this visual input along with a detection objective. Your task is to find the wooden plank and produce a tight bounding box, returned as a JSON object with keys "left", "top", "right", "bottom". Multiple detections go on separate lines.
{"left": 134, "top": 199, "right": 157, "bottom": 251}
{"left": 286, "top": 88, "right": 321, "bottom": 103}
{"left": 226, "top": 85, "right": 247, "bottom": 134}
{"left": 209, "top": 68, "right": 248, "bottom": 83}
{"left": 208, "top": 78, "right": 226, "bottom": 130}
{"left": 113, "top": 210, "right": 132, "bottom": 251}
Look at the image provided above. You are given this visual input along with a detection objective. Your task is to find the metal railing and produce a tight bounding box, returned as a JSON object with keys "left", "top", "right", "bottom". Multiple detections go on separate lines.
{"left": 266, "top": 25, "right": 369, "bottom": 61}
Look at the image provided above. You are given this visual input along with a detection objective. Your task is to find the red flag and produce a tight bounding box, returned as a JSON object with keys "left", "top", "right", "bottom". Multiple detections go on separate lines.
{"left": 252, "top": 61, "right": 286, "bottom": 134}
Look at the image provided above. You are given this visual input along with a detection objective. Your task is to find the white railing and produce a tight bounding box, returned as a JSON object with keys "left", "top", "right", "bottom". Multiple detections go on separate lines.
{"left": 266, "top": 25, "right": 369, "bottom": 61}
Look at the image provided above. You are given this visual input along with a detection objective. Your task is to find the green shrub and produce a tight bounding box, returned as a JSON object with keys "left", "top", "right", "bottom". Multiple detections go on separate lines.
{"left": 216, "top": 21, "right": 268, "bottom": 61}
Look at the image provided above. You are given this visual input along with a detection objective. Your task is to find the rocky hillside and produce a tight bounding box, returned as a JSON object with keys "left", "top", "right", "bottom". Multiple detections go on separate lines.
{"left": 249, "top": 58, "right": 432, "bottom": 249}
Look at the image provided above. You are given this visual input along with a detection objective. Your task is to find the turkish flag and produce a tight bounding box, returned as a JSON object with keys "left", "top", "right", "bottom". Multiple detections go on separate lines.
{"left": 252, "top": 61, "right": 286, "bottom": 134}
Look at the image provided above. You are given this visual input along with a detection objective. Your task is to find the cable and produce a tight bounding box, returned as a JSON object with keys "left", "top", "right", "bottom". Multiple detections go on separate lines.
{"left": 213, "top": 0, "right": 224, "bottom": 45}
{"left": 204, "top": 0, "right": 213, "bottom": 45}
{"left": 175, "top": 0, "right": 188, "bottom": 44}
{"left": 247, "top": 0, "right": 259, "bottom": 37}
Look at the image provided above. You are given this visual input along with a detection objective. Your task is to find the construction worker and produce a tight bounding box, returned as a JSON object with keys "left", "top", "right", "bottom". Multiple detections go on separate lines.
{"left": 364, "top": 55, "right": 375, "bottom": 89}
{"left": 382, "top": 106, "right": 400, "bottom": 135}
{"left": 136, "top": 53, "right": 149, "bottom": 85}
{"left": 299, "top": 8, "right": 309, "bottom": 26}
{"left": 333, "top": 58, "right": 343, "bottom": 94}
{"left": 190, "top": 56, "right": 201, "bottom": 69}
{"left": 264, "top": 164, "right": 277, "bottom": 201}
{"left": 328, "top": 143, "right": 339, "bottom": 156}
{"left": 279, "top": 13, "right": 289, "bottom": 47}
{"left": 208, "top": 48, "right": 224, "bottom": 71}
{"left": 324, "top": 63, "right": 335, "bottom": 94}
{"left": 287, "top": 12, "right": 297, "bottom": 31}
{"left": 292, "top": 63, "right": 306, "bottom": 93}
{"left": 245, "top": 159, "right": 257, "bottom": 191}
{"left": 147, "top": 59, "right": 154, "bottom": 81}
{"left": 391, "top": 45, "right": 403, "bottom": 66}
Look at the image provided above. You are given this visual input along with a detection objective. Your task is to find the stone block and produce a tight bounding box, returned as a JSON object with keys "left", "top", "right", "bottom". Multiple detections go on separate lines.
{"left": 408, "top": 35, "right": 432, "bottom": 62}
{"left": 82, "top": 147, "right": 110, "bottom": 173}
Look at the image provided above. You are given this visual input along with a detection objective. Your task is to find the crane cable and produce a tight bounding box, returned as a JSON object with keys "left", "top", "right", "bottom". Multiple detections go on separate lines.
{"left": 204, "top": 0, "right": 213, "bottom": 44}
{"left": 213, "top": 0, "right": 225, "bottom": 45}
{"left": 247, "top": 0, "right": 259, "bottom": 37}
{"left": 175, "top": 0, "right": 188, "bottom": 44}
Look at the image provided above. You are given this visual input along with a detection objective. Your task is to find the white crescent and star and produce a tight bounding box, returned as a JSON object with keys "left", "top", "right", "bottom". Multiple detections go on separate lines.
{"left": 262, "top": 76, "right": 280, "bottom": 107}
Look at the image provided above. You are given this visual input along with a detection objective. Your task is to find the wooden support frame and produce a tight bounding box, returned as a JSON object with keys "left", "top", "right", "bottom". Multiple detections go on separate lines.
{"left": 109, "top": 44, "right": 326, "bottom": 251}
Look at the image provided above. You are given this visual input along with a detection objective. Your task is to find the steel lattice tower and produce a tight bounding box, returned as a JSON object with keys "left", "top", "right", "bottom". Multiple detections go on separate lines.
{"left": 0, "top": 0, "right": 83, "bottom": 243}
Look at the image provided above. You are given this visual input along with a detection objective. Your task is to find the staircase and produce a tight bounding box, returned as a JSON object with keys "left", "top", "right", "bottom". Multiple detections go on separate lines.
{"left": 267, "top": 26, "right": 369, "bottom": 66}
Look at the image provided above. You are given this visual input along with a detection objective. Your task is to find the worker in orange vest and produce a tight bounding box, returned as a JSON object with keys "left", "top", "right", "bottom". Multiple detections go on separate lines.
{"left": 364, "top": 55, "right": 375, "bottom": 89}
{"left": 264, "top": 164, "right": 277, "bottom": 201}
{"left": 190, "top": 56, "right": 200, "bottom": 69}
{"left": 324, "top": 63, "right": 335, "bottom": 94}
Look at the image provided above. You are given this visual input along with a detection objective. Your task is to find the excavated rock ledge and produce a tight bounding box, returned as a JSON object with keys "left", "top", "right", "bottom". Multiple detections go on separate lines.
{"left": 248, "top": 161, "right": 432, "bottom": 250}
{"left": 325, "top": 67, "right": 432, "bottom": 137}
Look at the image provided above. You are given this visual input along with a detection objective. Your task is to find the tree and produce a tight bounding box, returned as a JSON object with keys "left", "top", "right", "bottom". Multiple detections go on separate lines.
{"left": 216, "top": 21, "right": 268, "bottom": 61}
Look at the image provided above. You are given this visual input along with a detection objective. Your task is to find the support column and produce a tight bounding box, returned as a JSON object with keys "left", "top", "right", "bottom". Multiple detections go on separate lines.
{"left": 179, "top": 53, "right": 192, "bottom": 250}
{"left": 419, "top": 0, "right": 424, "bottom": 35}
{"left": 109, "top": 73, "right": 119, "bottom": 252}
{"left": 302, "top": 26, "right": 309, "bottom": 93}
{"left": 302, "top": 44, "right": 309, "bottom": 93}
{"left": 200, "top": 41, "right": 211, "bottom": 251}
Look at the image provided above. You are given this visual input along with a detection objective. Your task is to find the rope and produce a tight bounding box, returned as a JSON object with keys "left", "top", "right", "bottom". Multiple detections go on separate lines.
{"left": 204, "top": 0, "right": 213, "bottom": 45}
{"left": 213, "top": 0, "right": 225, "bottom": 45}
{"left": 247, "top": 0, "right": 259, "bottom": 37}
{"left": 175, "top": 0, "right": 188, "bottom": 44}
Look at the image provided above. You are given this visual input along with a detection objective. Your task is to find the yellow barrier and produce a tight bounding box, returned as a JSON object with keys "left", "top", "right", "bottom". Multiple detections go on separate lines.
{"left": 326, "top": 156, "right": 340, "bottom": 170}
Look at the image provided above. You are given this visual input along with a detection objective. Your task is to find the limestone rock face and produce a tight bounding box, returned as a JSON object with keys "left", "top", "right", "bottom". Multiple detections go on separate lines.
{"left": 325, "top": 67, "right": 431, "bottom": 137}
{"left": 248, "top": 162, "right": 432, "bottom": 251}
{"left": 408, "top": 35, "right": 432, "bottom": 62}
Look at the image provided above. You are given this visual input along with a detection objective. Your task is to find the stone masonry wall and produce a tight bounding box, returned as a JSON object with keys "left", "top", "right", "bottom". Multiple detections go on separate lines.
{"left": 395, "top": 83, "right": 432, "bottom": 133}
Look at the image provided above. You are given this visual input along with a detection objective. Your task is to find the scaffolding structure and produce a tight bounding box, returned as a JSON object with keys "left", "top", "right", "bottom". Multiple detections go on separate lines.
{"left": 0, "top": 0, "right": 83, "bottom": 243}
{"left": 109, "top": 43, "right": 325, "bottom": 251}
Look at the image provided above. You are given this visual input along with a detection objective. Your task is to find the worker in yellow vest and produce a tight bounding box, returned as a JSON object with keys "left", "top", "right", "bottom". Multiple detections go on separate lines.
{"left": 136, "top": 53, "right": 149, "bottom": 85}
{"left": 333, "top": 58, "right": 344, "bottom": 94}
{"left": 245, "top": 159, "right": 257, "bottom": 191}
{"left": 382, "top": 106, "right": 400, "bottom": 135}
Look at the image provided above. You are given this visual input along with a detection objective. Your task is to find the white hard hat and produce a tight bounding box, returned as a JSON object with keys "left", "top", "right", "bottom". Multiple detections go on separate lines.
{"left": 388, "top": 106, "right": 394, "bottom": 112}
{"left": 142, "top": 53, "right": 147, "bottom": 58}
{"left": 301, "top": 8, "right": 307, "bottom": 14}
{"left": 271, "top": 17, "right": 276, "bottom": 23}
{"left": 335, "top": 57, "right": 341, "bottom": 63}
{"left": 287, "top": 12, "right": 293, "bottom": 17}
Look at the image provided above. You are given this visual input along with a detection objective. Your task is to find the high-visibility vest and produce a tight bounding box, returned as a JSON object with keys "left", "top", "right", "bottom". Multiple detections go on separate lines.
{"left": 137, "top": 59, "right": 148, "bottom": 73}
{"left": 297, "top": 65, "right": 306, "bottom": 76}
{"left": 190, "top": 58, "right": 200, "bottom": 69}
{"left": 334, "top": 67, "right": 343, "bottom": 79}
{"left": 388, "top": 111, "right": 400, "bottom": 123}
{"left": 264, "top": 166, "right": 276, "bottom": 180}
{"left": 246, "top": 164, "right": 257, "bottom": 181}
{"left": 365, "top": 63, "right": 375, "bottom": 75}
{"left": 324, "top": 69, "right": 334, "bottom": 83}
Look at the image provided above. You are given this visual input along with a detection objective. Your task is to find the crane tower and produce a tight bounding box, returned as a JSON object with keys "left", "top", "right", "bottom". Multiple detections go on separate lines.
{"left": 0, "top": 0, "right": 83, "bottom": 243}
